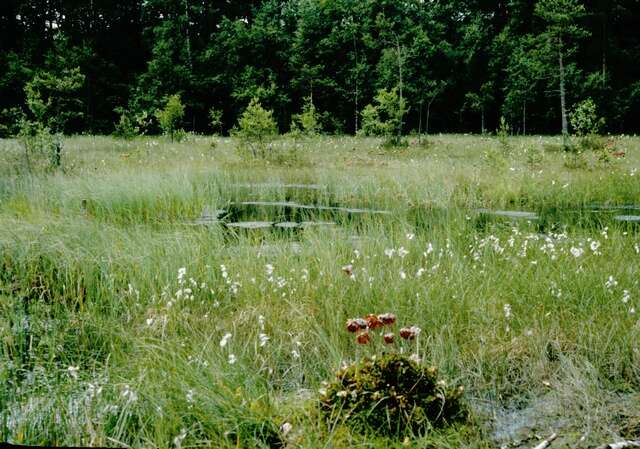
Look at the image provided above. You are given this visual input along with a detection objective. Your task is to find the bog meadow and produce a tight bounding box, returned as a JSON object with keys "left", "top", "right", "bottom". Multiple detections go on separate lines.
{"left": 1, "top": 1, "right": 640, "bottom": 448}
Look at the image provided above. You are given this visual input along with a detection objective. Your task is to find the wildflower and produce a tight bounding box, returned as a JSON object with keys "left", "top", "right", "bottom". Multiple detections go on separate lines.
{"left": 356, "top": 331, "right": 371, "bottom": 345}
{"left": 590, "top": 240, "right": 601, "bottom": 254}
{"left": 605, "top": 276, "right": 618, "bottom": 290}
{"left": 146, "top": 317, "right": 154, "bottom": 326}
{"left": 399, "top": 326, "right": 420, "bottom": 340}
{"left": 177, "top": 267, "right": 186, "bottom": 283}
{"left": 346, "top": 318, "right": 367, "bottom": 333}
{"left": 265, "top": 264, "right": 274, "bottom": 276}
{"left": 409, "top": 353, "right": 422, "bottom": 364}
{"left": 424, "top": 243, "right": 434, "bottom": 256}
{"left": 503, "top": 304, "right": 512, "bottom": 319}
{"left": 67, "top": 366, "right": 79, "bottom": 380}
{"left": 378, "top": 313, "right": 396, "bottom": 325}
{"left": 383, "top": 333, "right": 395, "bottom": 344}
{"left": 336, "top": 390, "right": 348, "bottom": 398}
{"left": 186, "top": 390, "right": 194, "bottom": 403}
{"left": 384, "top": 248, "right": 395, "bottom": 258}
{"left": 280, "top": 422, "right": 293, "bottom": 437}
{"left": 570, "top": 247, "right": 584, "bottom": 258}
{"left": 365, "top": 314, "right": 383, "bottom": 329}
{"left": 219, "top": 332, "right": 232, "bottom": 348}
{"left": 398, "top": 247, "right": 409, "bottom": 258}
{"left": 342, "top": 264, "right": 353, "bottom": 276}
{"left": 623, "top": 290, "right": 631, "bottom": 304}
{"left": 292, "top": 349, "right": 300, "bottom": 359}
{"left": 416, "top": 267, "right": 426, "bottom": 277}
{"left": 406, "top": 233, "right": 415, "bottom": 240}
{"left": 259, "top": 333, "right": 270, "bottom": 347}
{"left": 228, "top": 354, "right": 237, "bottom": 364}
{"left": 121, "top": 384, "right": 138, "bottom": 402}
{"left": 258, "top": 315, "right": 266, "bottom": 330}
{"left": 399, "top": 270, "right": 407, "bottom": 280}
{"left": 173, "top": 428, "right": 187, "bottom": 449}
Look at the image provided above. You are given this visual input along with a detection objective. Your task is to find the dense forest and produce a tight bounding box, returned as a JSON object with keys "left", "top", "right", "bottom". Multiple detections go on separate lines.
{"left": 1, "top": 0, "right": 639, "bottom": 137}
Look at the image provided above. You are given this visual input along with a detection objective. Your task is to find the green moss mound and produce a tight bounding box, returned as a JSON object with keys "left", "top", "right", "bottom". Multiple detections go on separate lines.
{"left": 320, "top": 353, "right": 466, "bottom": 436}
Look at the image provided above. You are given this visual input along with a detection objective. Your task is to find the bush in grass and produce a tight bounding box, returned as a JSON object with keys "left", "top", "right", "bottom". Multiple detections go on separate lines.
{"left": 232, "top": 97, "right": 278, "bottom": 159}
{"left": 290, "top": 96, "right": 321, "bottom": 136}
{"left": 496, "top": 116, "right": 511, "bottom": 154}
{"left": 320, "top": 353, "right": 466, "bottom": 436}
{"left": 360, "top": 87, "right": 408, "bottom": 147}
{"left": 209, "top": 107, "right": 223, "bottom": 135}
{"left": 113, "top": 109, "right": 139, "bottom": 139}
{"left": 156, "top": 94, "right": 185, "bottom": 142}
{"left": 568, "top": 98, "right": 612, "bottom": 162}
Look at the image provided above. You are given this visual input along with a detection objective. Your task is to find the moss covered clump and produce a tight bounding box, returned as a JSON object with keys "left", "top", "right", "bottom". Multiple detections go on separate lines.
{"left": 320, "top": 353, "right": 466, "bottom": 436}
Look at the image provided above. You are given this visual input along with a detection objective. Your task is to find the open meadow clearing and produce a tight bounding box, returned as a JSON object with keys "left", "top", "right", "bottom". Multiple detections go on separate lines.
{"left": 1, "top": 134, "right": 640, "bottom": 448}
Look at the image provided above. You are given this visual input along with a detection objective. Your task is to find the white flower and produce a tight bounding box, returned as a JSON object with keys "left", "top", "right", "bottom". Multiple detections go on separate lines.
{"left": 219, "top": 332, "right": 232, "bottom": 348}
{"left": 424, "top": 243, "right": 434, "bottom": 256}
{"left": 280, "top": 422, "right": 293, "bottom": 437}
{"left": 228, "top": 354, "right": 237, "bottom": 364}
{"left": 605, "top": 276, "right": 618, "bottom": 290}
{"left": 623, "top": 290, "right": 631, "bottom": 304}
{"left": 590, "top": 240, "right": 601, "bottom": 254}
{"left": 292, "top": 349, "right": 300, "bottom": 359}
{"left": 570, "top": 247, "right": 584, "bottom": 258}
{"left": 186, "top": 389, "right": 194, "bottom": 403}
{"left": 409, "top": 353, "right": 422, "bottom": 364}
{"left": 398, "top": 247, "right": 409, "bottom": 258}
{"left": 384, "top": 248, "right": 395, "bottom": 258}
{"left": 173, "top": 428, "right": 187, "bottom": 448}
{"left": 265, "top": 264, "right": 274, "bottom": 276}
{"left": 503, "top": 304, "right": 512, "bottom": 319}
{"left": 67, "top": 366, "right": 79, "bottom": 379}
{"left": 399, "top": 270, "right": 406, "bottom": 280}
{"left": 146, "top": 317, "right": 154, "bottom": 326}
{"left": 406, "top": 233, "right": 415, "bottom": 240}
{"left": 258, "top": 315, "right": 266, "bottom": 330}
{"left": 259, "top": 333, "right": 269, "bottom": 347}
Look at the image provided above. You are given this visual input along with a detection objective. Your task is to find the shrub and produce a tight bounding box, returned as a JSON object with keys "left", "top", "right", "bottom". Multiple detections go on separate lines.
{"left": 17, "top": 119, "right": 61, "bottom": 173}
{"left": 320, "top": 353, "right": 466, "bottom": 436}
{"left": 156, "top": 94, "right": 185, "bottom": 141}
{"left": 360, "top": 88, "right": 408, "bottom": 147}
{"left": 569, "top": 98, "right": 604, "bottom": 137}
{"left": 496, "top": 116, "right": 511, "bottom": 154}
{"left": 113, "top": 111, "right": 139, "bottom": 139}
{"left": 209, "top": 108, "right": 223, "bottom": 135}
{"left": 0, "top": 107, "right": 24, "bottom": 137}
{"left": 291, "top": 96, "right": 321, "bottom": 136}
{"left": 232, "top": 97, "right": 278, "bottom": 159}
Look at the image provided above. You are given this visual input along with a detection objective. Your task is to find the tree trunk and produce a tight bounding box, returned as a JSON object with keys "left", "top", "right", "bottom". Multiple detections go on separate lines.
{"left": 418, "top": 100, "right": 423, "bottom": 142}
{"left": 352, "top": 31, "right": 359, "bottom": 134}
{"left": 523, "top": 101, "right": 526, "bottom": 136}
{"left": 396, "top": 37, "right": 403, "bottom": 140}
{"left": 558, "top": 35, "right": 568, "bottom": 146}
{"left": 426, "top": 103, "right": 431, "bottom": 136}
{"left": 481, "top": 106, "right": 485, "bottom": 134}
{"left": 184, "top": 0, "right": 193, "bottom": 70}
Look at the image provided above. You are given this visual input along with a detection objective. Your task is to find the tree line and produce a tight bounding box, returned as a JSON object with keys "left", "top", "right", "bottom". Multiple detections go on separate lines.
{"left": 1, "top": 0, "right": 639, "bottom": 137}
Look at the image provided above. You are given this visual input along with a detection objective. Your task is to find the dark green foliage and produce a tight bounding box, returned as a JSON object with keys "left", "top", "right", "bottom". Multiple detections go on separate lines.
{"left": 320, "top": 353, "right": 466, "bottom": 436}
{"left": 0, "top": 1, "right": 640, "bottom": 135}
{"left": 232, "top": 98, "right": 278, "bottom": 159}
{"left": 156, "top": 94, "right": 185, "bottom": 142}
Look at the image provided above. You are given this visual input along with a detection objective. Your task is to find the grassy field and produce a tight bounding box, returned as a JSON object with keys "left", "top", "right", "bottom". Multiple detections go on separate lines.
{"left": 1, "top": 134, "right": 639, "bottom": 448}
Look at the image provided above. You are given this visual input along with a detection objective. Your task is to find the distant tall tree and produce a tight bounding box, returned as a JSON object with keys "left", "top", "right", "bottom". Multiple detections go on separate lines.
{"left": 535, "top": 0, "right": 588, "bottom": 145}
